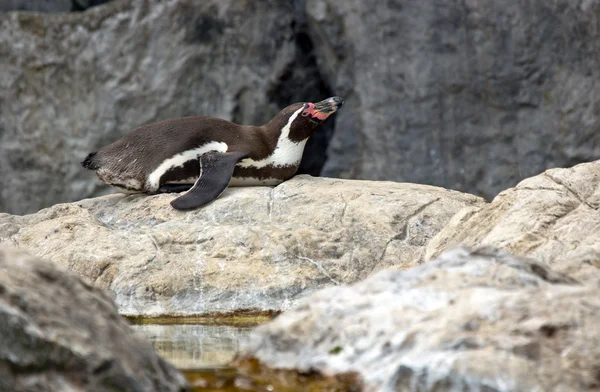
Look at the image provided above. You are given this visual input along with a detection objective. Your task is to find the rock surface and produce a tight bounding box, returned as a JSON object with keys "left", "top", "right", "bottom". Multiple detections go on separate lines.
{"left": 426, "top": 160, "right": 600, "bottom": 284}
{"left": 0, "top": 0, "right": 330, "bottom": 214}
{"left": 308, "top": 0, "right": 600, "bottom": 199}
{"left": 0, "top": 175, "right": 483, "bottom": 317}
{"left": 239, "top": 246, "right": 599, "bottom": 392}
{"left": 0, "top": 248, "right": 187, "bottom": 392}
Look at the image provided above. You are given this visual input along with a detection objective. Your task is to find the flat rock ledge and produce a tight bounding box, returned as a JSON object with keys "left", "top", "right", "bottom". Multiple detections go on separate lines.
{"left": 0, "top": 248, "right": 187, "bottom": 392}
{"left": 238, "top": 246, "right": 599, "bottom": 392}
{"left": 0, "top": 175, "right": 483, "bottom": 317}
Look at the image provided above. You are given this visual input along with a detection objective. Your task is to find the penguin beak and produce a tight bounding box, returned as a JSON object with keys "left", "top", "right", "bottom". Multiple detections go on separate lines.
{"left": 313, "top": 96, "right": 344, "bottom": 115}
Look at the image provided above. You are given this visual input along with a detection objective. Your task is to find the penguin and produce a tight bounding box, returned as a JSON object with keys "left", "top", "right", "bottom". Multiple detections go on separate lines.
{"left": 81, "top": 96, "right": 344, "bottom": 210}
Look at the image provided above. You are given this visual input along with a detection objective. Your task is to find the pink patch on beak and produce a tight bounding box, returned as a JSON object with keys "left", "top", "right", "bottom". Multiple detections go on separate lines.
{"left": 301, "top": 103, "right": 331, "bottom": 121}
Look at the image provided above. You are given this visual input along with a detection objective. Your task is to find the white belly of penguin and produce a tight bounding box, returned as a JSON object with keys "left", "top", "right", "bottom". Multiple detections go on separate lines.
{"left": 237, "top": 137, "right": 307, "bottom": 170}
{"left": 230, "top": 136, "right": 308, "bottom": 186}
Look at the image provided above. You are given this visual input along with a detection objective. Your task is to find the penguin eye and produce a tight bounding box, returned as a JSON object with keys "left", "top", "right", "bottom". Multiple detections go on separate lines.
{"left": 301, "top": 112, "right": 309, "bottom": 117}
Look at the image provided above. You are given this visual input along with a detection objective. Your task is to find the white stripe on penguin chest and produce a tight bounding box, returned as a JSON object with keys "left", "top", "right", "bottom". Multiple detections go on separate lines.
{"left": 237, "top": 107, "right": 307, "bottom": 169}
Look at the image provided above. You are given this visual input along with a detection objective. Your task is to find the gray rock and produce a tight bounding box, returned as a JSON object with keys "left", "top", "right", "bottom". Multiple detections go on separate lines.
{"left": 307, "top": 0, "right": 600, "bottom": 200}
{"left": 0, "top": 175, "right": 484, "bottom": 317}
{"left": 239, "top": 246, "right": 599, "bottom": 392}
{"left": 426, "top": 159, "right": 600, "bottom": 285}
{"left": 0, "top": 247, "right": 187, "bottom": 392}
{"left": 0, "top": 0, "right": 331, "bottom": 214}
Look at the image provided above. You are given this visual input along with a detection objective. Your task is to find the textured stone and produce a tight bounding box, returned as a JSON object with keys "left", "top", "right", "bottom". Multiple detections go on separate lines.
{"left": 239, "top": 246, "right": 599, "bottom": 392}
{"left": 0, "top": 175, "right": 483, "bottom": 317}
{"left": 308, "top": 0, "right": 600, "bottom": 199}
{"left": 0, "top": 248, "right": 187, "bottom": 392}
{"left": 426, "top": 160, "right": 600, "bottom": 284}
{"left": 0, "top": 0, "right": 331, "bottom": 214}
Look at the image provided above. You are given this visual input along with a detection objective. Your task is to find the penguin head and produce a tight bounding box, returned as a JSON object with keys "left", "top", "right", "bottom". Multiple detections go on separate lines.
{"left": 285, "top": 96, "right": 344, "bottom": 141}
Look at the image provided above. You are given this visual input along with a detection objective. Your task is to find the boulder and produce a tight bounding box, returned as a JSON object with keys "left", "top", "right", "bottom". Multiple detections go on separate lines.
{"left": 307, "top": 0, "right": 600, "bottom": 199}
{"left": 0, "top": 248, "right": 187, "bottom": 392}
{"left": 238, "top": 246, "right": 599, "bottom": 391}
{"left": 426, "top": 160, "right": 600, "bottom": 284}
{"left": 0, "top": 0, "right": 330, "bottom": 214}
{"left": 0, "top": 175, "right": 483, "bottom": 317}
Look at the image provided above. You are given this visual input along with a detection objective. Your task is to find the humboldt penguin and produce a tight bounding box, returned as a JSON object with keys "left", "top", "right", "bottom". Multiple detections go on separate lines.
{"left": 81, "top": 96, "right": 344, "bottom": 210}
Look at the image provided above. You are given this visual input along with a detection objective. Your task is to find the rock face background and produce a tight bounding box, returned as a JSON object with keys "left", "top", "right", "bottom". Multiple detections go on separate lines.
{"left": 3, "top": 0, "right": 600, "bottom": 215}
{"left": 0, "top": 248, "right": 187, "bottom": 392}
{"left": 0, "top": 176, "right": 483, "bottom": 316}
{"left": 308, "top": 0, "right": 600, "bottom": 197}
{"left": 240, "top": 247, "right": 600, "bottom": 391}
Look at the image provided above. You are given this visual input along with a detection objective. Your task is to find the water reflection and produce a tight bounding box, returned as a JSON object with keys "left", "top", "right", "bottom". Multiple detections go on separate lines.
{"left": 132, "top": 323, "right": 254, "bottom": 369}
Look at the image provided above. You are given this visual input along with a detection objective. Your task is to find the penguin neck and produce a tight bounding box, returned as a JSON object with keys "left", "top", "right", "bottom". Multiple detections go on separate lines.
{"left": 263, "top": 106, "right": 309, "bottom": 149}
{"left": 249, "top": 106, "right": 308, "bottom": 167}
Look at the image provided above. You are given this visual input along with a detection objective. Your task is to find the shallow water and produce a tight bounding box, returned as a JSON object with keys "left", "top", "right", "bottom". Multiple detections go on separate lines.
{"left": 130, "top": 316, "right": 271, "bottom": 391}
{"left": 131, "top": 316, "right": 360, "bottom": 391}
{"left": 131, "top": 323, "right": 254, "bottom": 369}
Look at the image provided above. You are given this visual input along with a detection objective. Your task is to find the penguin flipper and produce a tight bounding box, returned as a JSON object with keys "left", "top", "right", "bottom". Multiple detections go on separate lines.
{"left": 170, "top": 151, "right": 248, "bottom": 211}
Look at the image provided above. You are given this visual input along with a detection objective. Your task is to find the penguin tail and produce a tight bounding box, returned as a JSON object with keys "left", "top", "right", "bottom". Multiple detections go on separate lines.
{"left": 81, "top": 152, "right": 100, "bottom": 170}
